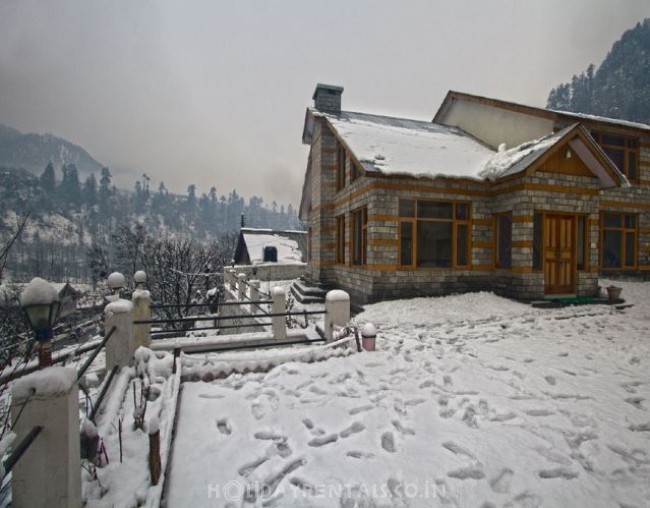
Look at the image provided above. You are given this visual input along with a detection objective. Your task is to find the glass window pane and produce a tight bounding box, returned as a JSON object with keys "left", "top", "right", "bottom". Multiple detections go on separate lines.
{"left": 625, "top": 232, "right": 636, "bottom": 267}
{"left": 603, "top": 148, "right": 625, "bottom": 172}
{"left": 624, "top": 214, "right": 636, "bottom": 228}
{"left": 399, "top": 199, "right": 415, "bottom": 217}
{"left": 417, "top": 221, "right": 452, "bottom": 267}
{"left": 533, "top": 214, "right": 542, "bottom": 270}
{"left": 603, "top": 213, "right": 622, "bottom": 228}
{"left": 603, "top": 230, "right": 622, "bottom": 268}
{"left": 418, "top": 201, "right": 452, "bottom": 219}
{"left": 457, "top": 224, "right": 468, "bottom": 266}
{"left": 400, "top": 222, "right": 413, "bottom": 266}
{"left": 497, "top": 215, "right": 512, "bottom": 268}
{"left": 601, "top": 134, "right": 626, "bottom": 147}
{"left": 628, "top": 153, "right": 637, "bottom": 180}
{"left": 456, "top": 203, "right": 469, "bottom": 220}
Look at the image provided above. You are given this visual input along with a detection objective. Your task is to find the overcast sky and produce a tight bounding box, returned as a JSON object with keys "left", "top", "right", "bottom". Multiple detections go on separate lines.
{"left": 1, "top": 1, "right": 649, "bottom": 208}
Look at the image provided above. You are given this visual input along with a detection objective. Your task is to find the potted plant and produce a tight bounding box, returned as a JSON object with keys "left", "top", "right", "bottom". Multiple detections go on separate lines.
{"left": 606, "top": 285, "right": 623, "bottom": 303}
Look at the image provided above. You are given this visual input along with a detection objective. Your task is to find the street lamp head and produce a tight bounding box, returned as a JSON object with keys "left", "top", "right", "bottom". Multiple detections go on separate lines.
{"left": 20, "top": 277, "right": 61, "bottom": 341}
{"left": 108, "top": 272, "right": 126, "bottom": 294}
{"left": 134, "top": 270, "right": 146, "bottom": 288}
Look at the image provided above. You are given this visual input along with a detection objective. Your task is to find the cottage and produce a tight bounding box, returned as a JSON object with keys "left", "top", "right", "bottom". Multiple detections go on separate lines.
{"left": 299, "top": 84, "right": 650, "bottom": 303}
{"left": 232, "top": 227, "right": 307, "bottom": 281}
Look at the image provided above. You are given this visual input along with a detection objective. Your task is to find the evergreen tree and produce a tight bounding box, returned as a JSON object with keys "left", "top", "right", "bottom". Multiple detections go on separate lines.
{"left": 39, "top": 162, "right": 56, "bottom": 193}
{"left": 83, "top": 173, "right": 97, "bottom": 207}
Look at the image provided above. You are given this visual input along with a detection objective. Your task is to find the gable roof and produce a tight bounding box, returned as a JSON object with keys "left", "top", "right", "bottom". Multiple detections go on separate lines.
{"left": 234, "top": 228, "right": 307, "bottom": 265}
{"left": 320, "top": 110, "right": 495, "bottom": 180}
{"left": 434, "top": 91, "right": 650, "bottom": 133}
{"left": 480, "top": 123, "right": 628, "bottom": 188}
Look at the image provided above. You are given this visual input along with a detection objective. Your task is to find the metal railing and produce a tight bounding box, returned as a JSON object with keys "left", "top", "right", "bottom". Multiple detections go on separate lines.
{"left": 77, "top": 327, "right": 117, "bottom": 381}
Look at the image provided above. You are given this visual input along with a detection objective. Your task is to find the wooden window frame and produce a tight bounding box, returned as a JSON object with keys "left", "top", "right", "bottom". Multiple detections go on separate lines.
{"left": 351, "top": 206, "right": 368, "bottom": 266}
{"left": 591, "top": 131, "right": 639, "bottom": 183}
{"left": 398, "top": 198, "right": 471, "bottom": 269}
{"left": 576, "top": 215, "right": 589, "bottom": 271}
{"left": 335, "top": 215, "right": 346, "bottom": 264}
{"left": 600, "top": 212, "right": 637, "bottom": 269}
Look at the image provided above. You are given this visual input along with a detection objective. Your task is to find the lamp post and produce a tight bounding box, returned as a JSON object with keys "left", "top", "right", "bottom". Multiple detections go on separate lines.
{"left": 20, "top": 277, "right": 61, "bottom": 369}
{"left": 107, "top": 272, "right": 126, "bottom": 300}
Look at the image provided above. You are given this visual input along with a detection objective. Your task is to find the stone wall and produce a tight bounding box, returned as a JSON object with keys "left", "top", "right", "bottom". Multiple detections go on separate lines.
{"left": 231, "top": 263, "right": 307, "bottom": 282}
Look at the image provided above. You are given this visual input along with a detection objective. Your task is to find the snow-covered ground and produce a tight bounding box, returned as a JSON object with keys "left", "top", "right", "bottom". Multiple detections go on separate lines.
{"left": 165, "top": 280, "right": 650, "bottom": 508}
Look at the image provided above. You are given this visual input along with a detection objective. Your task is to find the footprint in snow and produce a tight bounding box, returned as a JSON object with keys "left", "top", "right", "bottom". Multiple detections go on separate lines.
{"left": 624, "top": 397, "right": 645, "bottom": 409}
{"left": 503, "top": 492, "right": 542, "bottom": 508}
{"left": 442, "top": 441, "right": 475, "bottom": 459}
{"left": 544, "top": 376, "right": 557, "bottom": 386}
{"left": 307, "top": 434, "right": 338, "bottom": 447}
{"left": 302, "top": 418, "right": 314, "bottom": 430}
{"left": 238, "top": 456, "right": 268, "bottom": 477}
{"left": 447, "top": 465, "right": 485, "bottom": 480}
{"left": 254, "top": 430, "right": 286, "bottom": 441}
{"left": 349, "top": 404, "right": 374, "bottom": 415}
{"left": 538, "top": 467, "right": 579, "bottom": 480}
{"left": 525, "top": 409, "right": 555, "bottom": 417}
{"left": 339, "top": 422, "right": 365, "bottom": 438}
{"left": 381, "top": 432, "right": 396, "bottom": 453}
{"left": 489, "top": 468, "right": 513, "bottom": 493}
{"left": 216, "top": 418, "right": 232, "bottom": 435}
{"left": 346, "top": 450, "right": 375, "bottom": 459}
{"left": 392, "top": 420, "right": 415, "bottom": 436}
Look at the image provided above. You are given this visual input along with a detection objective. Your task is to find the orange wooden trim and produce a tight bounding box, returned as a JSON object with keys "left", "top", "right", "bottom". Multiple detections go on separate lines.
{"left": 638, "top": 180, "right": 650, "bottom": 186}
{"left": 640, "top": 142, "right": 650, "bottom": 149}
{"left": 321, "top": 147, "right": 337, "bottom": 154}
{"left": 370, "top": 214, "right": 399, "bottom": 222}
{"left": 370, "top": 238, "right": 398, "bottom": 247}
{"left": 588, "top": 266, "right": 599, "bottom": 273}
{"left": 511, "top": 266, "right": 533, "bottom": 273}
{"left": 472, "top": 218, "right": 492, "bottom": 226}
{"left": 496, "top": 182, "right": 599, "bottom": 196}
{"left": 371, "top": 180, "right": 489, "bottom": 197}
{"left": 512, "top": 240, "right": 534, "bottom": 248}
{"left": 473, "top": 241, "right": 493, "bottom": 249}
{"left": 588, "top": 218, "right": 599, "bottom": 225}
{"left": 471, "top": 264, "right": 493, "bottom": 271}
{"left": 639, "top": 245, "right": 650, "bottom": 252}
{"left": 513, "top": 215, "right": 533, "bottom": 223}
{"left": 601, "top": 200, "right": 650, "bottom": 210}
{"left": 639, "top": 227, "right": 650, "bottom": 234}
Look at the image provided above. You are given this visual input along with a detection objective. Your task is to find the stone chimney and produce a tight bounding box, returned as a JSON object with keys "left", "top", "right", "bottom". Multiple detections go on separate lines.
{"left": 313, "top": 84, "right": 344, "bottom": 114}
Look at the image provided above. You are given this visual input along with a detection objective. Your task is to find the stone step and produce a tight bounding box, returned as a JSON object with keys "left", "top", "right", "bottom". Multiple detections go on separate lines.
{"left": 290, "top": 280, "right": 328, "bottom": 304}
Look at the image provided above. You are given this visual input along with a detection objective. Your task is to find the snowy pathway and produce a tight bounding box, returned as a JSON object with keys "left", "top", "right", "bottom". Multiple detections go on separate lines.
{"left": 165, "top": 282, "right": 650, "bottom": 507}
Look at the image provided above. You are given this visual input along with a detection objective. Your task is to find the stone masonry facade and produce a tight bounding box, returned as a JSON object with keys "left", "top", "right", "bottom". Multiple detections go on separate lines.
{"left": 304, "top": 112, "right": 650, "bottom": 305}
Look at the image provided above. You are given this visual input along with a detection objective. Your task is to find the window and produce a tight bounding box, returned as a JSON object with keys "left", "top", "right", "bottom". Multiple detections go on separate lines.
{"left": 576, "top": 216, "right": 588, "bottom": 270}
{"left": 495, "top": 213, "right": 512, "bottom": 269}
{"left": 336, "top": 143, "right": 347, "bottom": 191}
{"left": 336, "top": 215, "right": 345, "bottom": 264}
{"left": 591, "top": 131, "right": 639, "bottom": 182}
{"left": 351, "top": 207, "right": 367, "bottom": 265}
{"left": 263, "top": 246, "right": 278, "bottom": 263}
{"left": 601, "top": 212, "right": 637, "bottom": 268}
{"left": 399, "top": 199, "right": 470, "bottom": 268}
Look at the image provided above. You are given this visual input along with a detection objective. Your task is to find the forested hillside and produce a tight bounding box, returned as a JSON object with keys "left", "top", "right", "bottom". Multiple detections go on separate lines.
{"left": 547, "top": 19, "right": 650, "bottom": 124}
{"left": 0, "top": 163, "right": 302, "bottom": 283}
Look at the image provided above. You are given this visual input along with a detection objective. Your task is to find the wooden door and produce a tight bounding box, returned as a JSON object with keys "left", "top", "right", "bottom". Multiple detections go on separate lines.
{"left": 543, "top": 214, "right": 576, "bottom": 294}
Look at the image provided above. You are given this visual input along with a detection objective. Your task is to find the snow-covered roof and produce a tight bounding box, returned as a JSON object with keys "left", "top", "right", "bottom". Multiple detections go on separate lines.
{"left": 479, "top": 126, "right": 572, "bottom": 180}
{"left": 242, "top": 229, "right": 305, "bottom": 264}
{"left": 550, "top": 109, "right": 650, "bottom": 131}
{"left": 323, "top": 111, "right": 495, "bottom": 180}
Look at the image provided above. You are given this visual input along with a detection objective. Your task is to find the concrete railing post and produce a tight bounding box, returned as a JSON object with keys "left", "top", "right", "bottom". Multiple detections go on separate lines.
{"left": 105, "top": 298, "right": 135, "bottom": 371}
{"left": 238, "top": 273, "right": 247, "bottom": 301}
{"left": 229, "top": 269, "right": 237, "bottom": 291}
{"left": 250, "top": 280, "right": 260, "bottom": 310}
{"left": 132, "top": 271, "right": 151, "bottom": 349}
{"left": 271, "top": 287, "right": 287, "bottom": 341}
{"left": 11, "top": 367, "right": 81, "bottom": 507}
{"left": 325, "top": 290, "right": 350, "bottom": 342}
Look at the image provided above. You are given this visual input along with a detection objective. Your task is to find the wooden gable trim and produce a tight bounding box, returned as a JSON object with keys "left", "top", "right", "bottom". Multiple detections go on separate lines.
{"left": 324, "top": 121, "right": 368, "bottom": 180}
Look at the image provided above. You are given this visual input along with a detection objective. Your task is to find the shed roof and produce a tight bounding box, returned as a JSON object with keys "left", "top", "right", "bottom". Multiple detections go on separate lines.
{"left": 235, "top": 228, "right": 306, "bottom": 265}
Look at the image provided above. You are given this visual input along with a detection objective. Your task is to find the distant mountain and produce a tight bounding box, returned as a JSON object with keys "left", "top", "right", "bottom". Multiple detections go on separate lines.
{"left": 0, "top": 123, "right": 104, "bottom": 176}
{"left": 546, "top": 19, "right": 650, "bottom": 124}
